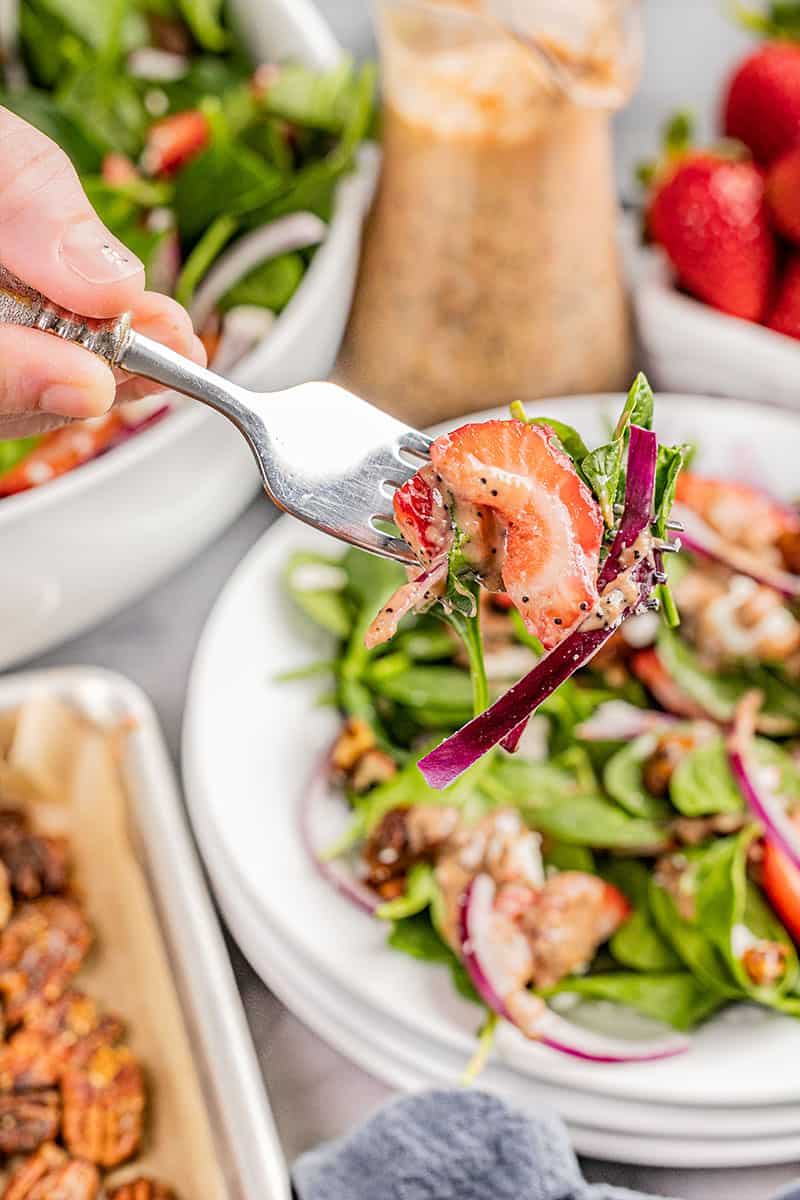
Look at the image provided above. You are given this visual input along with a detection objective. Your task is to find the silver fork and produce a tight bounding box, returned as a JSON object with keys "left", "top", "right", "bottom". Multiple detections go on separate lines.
{"left": 0, "top": 264, "right": 431, "bottom": 565}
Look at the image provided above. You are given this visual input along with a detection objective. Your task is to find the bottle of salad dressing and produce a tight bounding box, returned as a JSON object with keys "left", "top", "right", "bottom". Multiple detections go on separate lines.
{"left": 338, "top": 0, "right": 641, "bottom": 426}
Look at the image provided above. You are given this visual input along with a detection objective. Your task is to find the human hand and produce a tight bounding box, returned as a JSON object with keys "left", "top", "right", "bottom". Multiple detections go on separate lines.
{"left": 0, "top": 107, "right": 206, "bottom": 438}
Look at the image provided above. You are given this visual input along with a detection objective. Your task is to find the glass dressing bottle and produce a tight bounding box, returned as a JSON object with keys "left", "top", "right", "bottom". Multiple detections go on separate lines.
{"left": 338, "top": 0, "right": 642, "bottom": 426}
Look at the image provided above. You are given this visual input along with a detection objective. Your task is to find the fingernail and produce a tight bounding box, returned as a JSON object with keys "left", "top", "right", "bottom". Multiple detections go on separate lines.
{"left": 40, "top": 383, "right": 112, "bottom": 419}
{"left": 59, "top": 219, "right": 143, "bottom": 286}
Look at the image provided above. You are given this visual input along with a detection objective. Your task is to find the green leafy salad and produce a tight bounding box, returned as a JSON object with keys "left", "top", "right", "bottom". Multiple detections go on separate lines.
{"left": 286, "top": 375, "right": 800, "bottom": 1065}
{"left": 0, "top": 0, "right": 375, "bottom": 496}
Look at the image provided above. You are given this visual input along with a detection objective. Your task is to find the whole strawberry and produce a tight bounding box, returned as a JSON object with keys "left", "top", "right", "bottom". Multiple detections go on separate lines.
{"left": 649, "top": 155, "right": 775, "bottom": 322}
{"left": 768, "top": 255, "right": 800, "bottom": 337}
{"left": 766, "top": 145, "right": 800, "bottom": 242}
{"left": 723, "top": 42, "right": 800, "bottom": 164}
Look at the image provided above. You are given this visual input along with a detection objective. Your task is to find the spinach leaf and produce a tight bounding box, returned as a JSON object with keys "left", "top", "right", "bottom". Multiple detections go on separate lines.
{"left": 220, "top": 252, "right": 306, "bottom": 313}
{"left": 603, "top": 736, "right": 673, "bottom": 820}
{"left": 0, "top": 89, "right": 102, "bottom": 173}
{"left": 509, "top": 402, "right": 589, "bottom": 464}
{"left": 173, "top": 140, "right": 283, "bottom": 241}
{"left": 543, "top": 842, "right": 596, "bottom": 873}
{"left": 56, "top": 64, "right": 149, "bottom": 157}
{"left": 388, "top": 912, "right": 480, "bottom": 1005}
{"left": 265, "top": 59, "right": 373, "bottom": 134}
{"left": 653, "top": 442, "right": 691, "bottom": 540}
{"left": 177, "top": 0, "right": 227, "bottom": 51}
{"left": 669, "top": 736, "right": 744, "bottom": 817}
{"left": 523, "top": 793, "right": 670, "bottom": 851}
{"left": 376, "top": 863, "right": 435, "bottom": 921}
{"left": 579, "top": 373, "right": 654, "bottom": 525}
{"left": 657, "top": 627, "right": 800, "bottom": 734}
{"left": 544, "top": 972, "right": 725, "bottom": 1031}
{"left": 648, "top": 872, "right": 741, "bottom": 997}
{"left": 604, "top": 861, "right": 682, "bottom": 972}
{"left": 175, "top": 214, "right": 238, "bottom": 309}
{"left": 284, "top": 551, "right": 352, "bottom": 639}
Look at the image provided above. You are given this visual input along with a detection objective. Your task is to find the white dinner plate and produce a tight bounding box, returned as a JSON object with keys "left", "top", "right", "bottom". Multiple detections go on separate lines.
{"left": 184, "top": 394, "right": 800, "bottom": 1112}
{"left": 216, "top": 859, "right": 800, "bottom": 1168}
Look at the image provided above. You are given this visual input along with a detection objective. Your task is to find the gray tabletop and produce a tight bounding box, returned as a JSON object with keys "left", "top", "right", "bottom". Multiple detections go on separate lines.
{"left": 28, "top": 496, "right": 799, "bottom": 1200}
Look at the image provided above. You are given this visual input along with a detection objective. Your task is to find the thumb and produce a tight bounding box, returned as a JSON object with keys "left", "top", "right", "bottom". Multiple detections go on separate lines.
{"left": 0, "top": 107, "right": 146, "bottom": 318}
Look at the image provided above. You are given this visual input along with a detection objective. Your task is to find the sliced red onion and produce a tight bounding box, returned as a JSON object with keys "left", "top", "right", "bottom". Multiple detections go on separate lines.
{"left": 365, "top": 560, "right": 448, "bottom": 650}
{"left": 673, "top": 503, "right": 800, "bottom": 601}
{"left": 300, "top": 754, "right": 379, "bottom": 915}
{"left": 598, "top": 425, "right": 657, "bottom": 589}
{"left": 128, "top": 48, "right": 189, "bottom": 80}
{"left": 190, "top": 214, "right": 327, "bottom": 328}
{"left": 460, "top": 874, "right": 688, "bottom": 1062}
{"left": 576, "top": 700, "right": 679, "bottom": 742}
{"left": 213, "top": 306, "right": 276, "bottom": 373}
{"left": 729, "top": 695, "right": 800, "bottom": 874}
{"left": 500, "top": 720, "right": 528, "bottom": 754}
{"left": 148, "top": 229, "right": 181, "bottom": 296}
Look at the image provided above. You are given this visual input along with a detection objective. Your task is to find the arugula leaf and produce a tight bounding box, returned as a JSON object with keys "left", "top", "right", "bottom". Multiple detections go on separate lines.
{"left": 543, "top": 972, "right": 725, "bottom": 1031}
{"left": 388, "top": 912, "right": 480, "bottom": 1005}
{"left": 603, "top": 736, "right": 673, "bottom": 820}
{"left": 376, "top": 863, "right": 435, "bottom": 921}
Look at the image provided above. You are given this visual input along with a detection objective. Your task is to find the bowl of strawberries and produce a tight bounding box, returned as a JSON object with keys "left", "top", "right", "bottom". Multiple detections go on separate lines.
{"left": 632, "top": 6, "right": 800, "bottom": 408}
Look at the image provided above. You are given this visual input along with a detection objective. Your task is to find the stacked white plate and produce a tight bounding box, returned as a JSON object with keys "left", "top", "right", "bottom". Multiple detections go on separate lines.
{"left": 183, "top": 395, "right": 800, "bottom": 1168}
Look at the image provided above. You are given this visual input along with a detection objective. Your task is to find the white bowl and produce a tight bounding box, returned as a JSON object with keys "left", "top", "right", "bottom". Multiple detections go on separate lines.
{"left": 627, "top": 227, "right": 800, "bottom": 409}
{"left": 0, "top": 0, "right": 377, "bottom": 670}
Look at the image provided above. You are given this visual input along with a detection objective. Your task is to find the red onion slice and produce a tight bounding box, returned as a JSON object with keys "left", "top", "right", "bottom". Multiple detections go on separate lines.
{"left": 300, "top": 754, "right": 380, "bottom": 915}
{"left": 191, "top": 214, "right": 327, "bottom": 328}
{"left": 674, "top": 503, "right": 800, "bottom": 601}
{"left": 576, "top": 700, "right": 679, "bottom": 742}
{"left": 729, "top": 694, "right": 800, "bottom": 873}
{"left": 460, "top": 873, "right": 689, "bottom": 1062}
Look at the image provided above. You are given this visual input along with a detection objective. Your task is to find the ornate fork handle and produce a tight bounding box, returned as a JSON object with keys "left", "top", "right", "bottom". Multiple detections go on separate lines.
{"left": 0, "top": 261, "right": 270, "bottom": 451}
{"left": 0, "top": 262, "right": 133, "bottom": 366}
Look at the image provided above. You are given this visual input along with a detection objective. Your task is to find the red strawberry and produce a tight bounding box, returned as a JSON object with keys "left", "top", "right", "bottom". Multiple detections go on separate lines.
{"left": 767, "top": 254, "right": 800, "bottom": 337}
{"left": 649, "top": 154, "right": 775, "bottom": 321}
{"left": 767, "top": 146, "right": 800, "bottom": 242}
{"left": 723, "top": 42, "right": 800, "bottom": 164}
{"left": 142, "top": 110, "right": 209, "bottom": 177}
{"left": 393, "top": 465, "right": 452, "bottom": 566}
{"left": 430, "top": 420, "right": 603, "bottom": 648}
{"left": 102, "top": 154, "right": 140, "bottom": 187}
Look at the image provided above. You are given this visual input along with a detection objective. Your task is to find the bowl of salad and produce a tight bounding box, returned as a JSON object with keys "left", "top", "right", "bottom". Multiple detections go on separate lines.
{"left": 0, "top": 0, "right": 377, "bottom": 667}
{"left": 182, "top": 380, "right": 800, "bottom": 1124}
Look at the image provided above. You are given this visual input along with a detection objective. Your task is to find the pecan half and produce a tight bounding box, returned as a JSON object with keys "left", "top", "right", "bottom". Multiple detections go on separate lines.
{"left": 0, "top": 1091, "right": 60, "bottom": 1154}
{"left": 1, "top": 836, "right": 70, "bottom": 900}
{"left": 107, "top": 1180, "right": 175, "bottom": 1200}
{"left": 62, "top": 1045, "right": 145, "bottom": 1167}
{"left": 0, "top": 900, "right": 92, "bottom": 1026}
{"left": 3, "top": 1143, "right": 99, "bottom": 1200}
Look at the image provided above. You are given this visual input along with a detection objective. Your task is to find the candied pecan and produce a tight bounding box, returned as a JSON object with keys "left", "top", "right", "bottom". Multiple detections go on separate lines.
{"left": 0, "top": 860, "right": 13, "bottom": 931}
{"left": 778, "top": 527, "right": 800, "bottom": 575}
{"left": 62, "top": 1045, "right": 145, "bottom": 1167}
{"left": 1, "top": 836, "right": 70, "bottom": 900}
{"left": 350, "top": 749, "right": 397, "bottom": 794}
{"left": 362, "top": 809, "right": 415, "bottom": 888}
{"left": 0, "top": 900, "right": 92, "bottom": 1026}
{"left": 742, "top": 941, "right": 789, "bottom": 987}
{"left": 107, "top": 1180, "right": 175, "bottom": 1200}
{"left": 23, "top": 992, "right": 101, "bottom": 1039}
{"left": 3, "top": 1143, "right": 99, "bottom": 1200}
{"left": 0, "top": 1090, "right": 60, "bottom": 1154}
{"left": 331, "top": 718, "right": 375, "bottom": 775}
{"left": 0, "top": 1030, "right": 59, "bottom": 1090}
{"left": 642, "top": 731, "right": 698, "bottom": 798}
{"left": 0, "top": 809, "right": 30, "bottom": 851}
{"left": 672, "top": 811, "right": 749, "bottom": 847}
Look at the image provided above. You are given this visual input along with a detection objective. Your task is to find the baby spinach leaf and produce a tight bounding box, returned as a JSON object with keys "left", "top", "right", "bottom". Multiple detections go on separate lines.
{"left": 653, "top": 442, "right": 691, "bottom": 540}
{"left": 604, "top": 861, "right": 682, "bottom": 972}
{"left": 523, "top": 793, "right": 670, "bottom": 851}
{"left": 0, "top": 89, "right": 102, "bottom": 173}
{"left": 388, "top": 911, "right": 480, "bottom": 1005}
{"left": 648, "top": 872, "right": 741, "bottom": 997}
{"left": 173, "top": 140, "right": 283, "bottom": 241}
{"left": 543, "top": 842, "right": 596, "bottom": 873}
{"left": 284, "top": 551, "right": 352, "bottom": 640}
{"left": 265, "top": 59, "right": 371, "bottom": 134}
{"left": 603, "top": 736, "right": 673, "bottom": 820}
{"left": 177, "top": 0, "right": 227, "bottom": 51}
{"left": 220, "top": 252, "right": 306, "bottom": 313}
{"left": 376, "top": 863, "right": 435, "bottom": 921}
{"left": 669, "top": 736, "right": 744, "bottom": 817}
{"left": 544, "top": 972, "right": 725, "bottom": 1031}
{"left": 367, "top": 665, "right": 475, "bottom": 720}
{"left": 509, "top": 403, "right": 589, "bottom": 464}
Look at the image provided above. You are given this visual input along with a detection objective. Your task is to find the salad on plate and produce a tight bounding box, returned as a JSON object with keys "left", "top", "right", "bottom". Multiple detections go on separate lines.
{"left": 0, "top": 0, "right": 374, "bottom": 496}
{"left": 286, "top": 375, "right": 800, "bottom": 1067}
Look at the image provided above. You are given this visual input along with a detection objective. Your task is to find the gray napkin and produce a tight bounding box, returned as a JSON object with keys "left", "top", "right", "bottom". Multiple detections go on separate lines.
{"left": 292, "top": 1089, "right": 676, "bottom": 1200}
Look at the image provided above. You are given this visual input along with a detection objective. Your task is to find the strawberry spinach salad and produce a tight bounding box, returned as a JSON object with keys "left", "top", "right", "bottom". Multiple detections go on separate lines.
{"left": 0, "top": 0, "right": 375, "bottom": 496}
{"left": 287, "top": 374, "right": 800, "bottom": 1065}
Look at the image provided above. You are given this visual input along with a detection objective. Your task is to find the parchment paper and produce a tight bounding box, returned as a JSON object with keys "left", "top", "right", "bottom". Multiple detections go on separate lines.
{"left": 4, "top": 696, "right": 227, "bottom": 1199}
